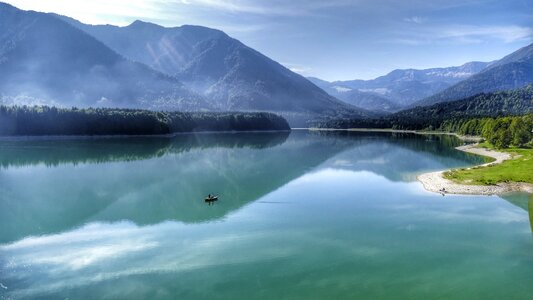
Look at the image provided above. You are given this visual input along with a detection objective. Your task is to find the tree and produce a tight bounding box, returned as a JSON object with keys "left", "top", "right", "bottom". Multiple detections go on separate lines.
{"left": 510, "top": 118, "right": 529, "bottom": 147}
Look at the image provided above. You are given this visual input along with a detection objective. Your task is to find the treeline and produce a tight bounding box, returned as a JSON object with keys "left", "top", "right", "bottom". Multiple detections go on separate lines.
{"left": 0, "top": 106, "right": 290, "bottom": 136}
{"left": 440, "top": 115, "right": 533, "bottom": 148}
{"left": 320, "top": 114, "right": 532, "bottom": 149}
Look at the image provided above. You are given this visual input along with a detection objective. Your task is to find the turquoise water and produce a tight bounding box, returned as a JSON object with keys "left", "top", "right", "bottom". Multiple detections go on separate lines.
{"left": 0, "top": 131, "right": 531, "bottom": 299}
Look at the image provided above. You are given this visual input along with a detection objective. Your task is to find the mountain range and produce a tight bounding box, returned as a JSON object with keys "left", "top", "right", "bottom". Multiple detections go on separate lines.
{"left": 58, "top": 16, "right": 362, "bottom": 116}
{"left": 309, "top": 61, "right": 491, "bottom": 111}
{"left": 0, "top": 1, "right": 532, "bottom": 125}
{"left": 0, "top": 2, "right": 368, "bottom": 126}
{"left": 308, "top": 77, "right": 402, "bottom": 113}
{"left": 312, "top": 43, "right": 533, "bottom": 112}
{"left": 415, "top": 43, "right": 533, "bottom": 107}
{"left": 392, "top": 83, "right": 533, "bottom": 123}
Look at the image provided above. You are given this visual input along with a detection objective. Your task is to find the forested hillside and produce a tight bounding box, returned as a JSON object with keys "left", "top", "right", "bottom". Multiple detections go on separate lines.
{"left": 388, "top": 84, "right": 533, "bottom": 128}
{"left": 317, "top": 85, "right": 533, "bottom": 130}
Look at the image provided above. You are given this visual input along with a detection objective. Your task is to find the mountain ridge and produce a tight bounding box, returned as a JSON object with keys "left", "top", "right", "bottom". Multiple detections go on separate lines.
{"left": 309, "top": 61, "right": 491, "bottom": 110}
{"left": 307, "top": 77, "right": 401, "bottom": 113}
{"left": 55, "top": 14, "right": 369, "bottom": 120}
{"left": 392, "top": 84, "right": 533, "bottom": 123}
{"left": 0, "top": 3, "right": 209, "bottom": 110}
{"left": 414, "top": 43, "right": 533, "bottom": 107}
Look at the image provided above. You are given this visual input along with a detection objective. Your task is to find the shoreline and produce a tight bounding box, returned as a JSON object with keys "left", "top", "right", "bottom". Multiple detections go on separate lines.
{"left": 0, "top": 129, "right": 291, "bottom": 141}
{"left": 303, "top": 127, "right": 482, "bottom": 142}
{"left": 417, "top": 144, "right": 533, "bottom": 196}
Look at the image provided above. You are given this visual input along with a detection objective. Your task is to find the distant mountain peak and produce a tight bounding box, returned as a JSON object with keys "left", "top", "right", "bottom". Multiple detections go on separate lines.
{"left": 74, "top": 19, "right": 362, "bottom": 112}
{"left": 122, "top": 20, "right": 228, "bottom": 39}
{"left": 128, "top": 19, "right": 160, "bottom": 27}
{"left": 311, "top": 61, "right": 490, "bottom": 108}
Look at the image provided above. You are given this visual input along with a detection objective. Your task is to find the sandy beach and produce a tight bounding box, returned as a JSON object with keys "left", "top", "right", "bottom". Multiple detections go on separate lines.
{"left": 417, "top": 144, "right": 533, "bottom": 195}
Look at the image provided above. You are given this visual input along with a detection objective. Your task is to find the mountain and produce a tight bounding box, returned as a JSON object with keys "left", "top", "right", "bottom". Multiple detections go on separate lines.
{"left": 313, "top": 62, "right": 490, "bottom": 108}
{"left": 391, "top": 84, "right": 533, "bottom": 124}
{"left": 316, "top": 85, "right": 533, "bottom": 130}
{"left": 0, "top": 3, "right": 208, "bottom": 110}
{"left": 56, "top": 15, "right": 367, "bottom": 120}
{"left": 308, "top": 77, "right": 401, "bottom": 113}
{"left": 415, "top": 43, "right": 533, "bottom": 107}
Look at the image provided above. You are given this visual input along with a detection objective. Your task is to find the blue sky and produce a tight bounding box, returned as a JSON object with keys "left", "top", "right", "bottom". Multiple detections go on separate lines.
{"left": 5, "top": 0, "right": 533, "bottom": 80}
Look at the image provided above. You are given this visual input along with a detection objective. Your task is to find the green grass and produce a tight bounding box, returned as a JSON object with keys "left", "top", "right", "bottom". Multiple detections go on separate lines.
{"left": 443, "top": 147, "right": 533, "bottom": 185}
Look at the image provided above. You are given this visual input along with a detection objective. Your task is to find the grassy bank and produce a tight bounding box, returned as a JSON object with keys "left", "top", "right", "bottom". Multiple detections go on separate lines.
{"left": 444, "top": 145, "right": 533, "bottom": 185}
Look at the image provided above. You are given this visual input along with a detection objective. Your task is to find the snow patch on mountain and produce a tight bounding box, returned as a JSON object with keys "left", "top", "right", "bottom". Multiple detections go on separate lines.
{"left": 333, "top": 86, "right": 352, "bottom": 92}
{"left": 358, "top": 88, "right": 390, "bottom": 95}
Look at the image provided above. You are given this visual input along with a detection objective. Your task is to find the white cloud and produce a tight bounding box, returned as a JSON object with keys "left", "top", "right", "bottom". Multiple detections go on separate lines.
{"left": 4, "top": 0, "right": 163, "bottom": 25}
{"left": 441, "top": 25, "right": 533, "bottom": 43}
{"left": 404, "top": 16, "right": 426, "bottom": 24}
{"left": 2, "top": 0, "right": 362, "bottom": 25}
{"left": 176, "top": 0, "right": 285, "bottom": 15}
{"left": 392, "top": 25, "right": 533, "bottom": 45}
{"left": 174, "top": 0, "right": 355, "bottom": 16}
{"left": 289, "top": 67, "right": 311, "bottom": 74}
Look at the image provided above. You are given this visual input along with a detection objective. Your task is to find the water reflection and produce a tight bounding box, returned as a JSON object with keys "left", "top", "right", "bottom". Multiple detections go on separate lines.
{"left": 0, "top": 131, "right": 485, "bottom": 170}
{"left": 315, "top": 131, "right": 490, "bottom": 180}
{"left": 0, "top": 132, "right": 351, "bottom": 243}
{"left": 0, "top": 132, "right": 290, "bottom": 168}
{"left": 1, "top": 169, "right": 531, "bottom": 300}
{"left": 0, "top": 131, "right": 490, "bottom": 244}
{"left": 1, "top": 131, "right": 532, "bottom": 300}
{"left": 500, "top": 192, "right": 533, "bottom": 234}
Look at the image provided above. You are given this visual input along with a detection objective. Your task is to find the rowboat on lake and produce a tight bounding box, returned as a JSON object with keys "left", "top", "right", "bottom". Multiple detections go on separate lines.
{"left": 205, "top": 194, "right": 218, "bottom": 202}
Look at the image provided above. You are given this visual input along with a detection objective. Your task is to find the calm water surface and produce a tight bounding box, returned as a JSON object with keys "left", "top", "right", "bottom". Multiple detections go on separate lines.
{"left": 0, "top": 131, "right": 531, "bottom": 299}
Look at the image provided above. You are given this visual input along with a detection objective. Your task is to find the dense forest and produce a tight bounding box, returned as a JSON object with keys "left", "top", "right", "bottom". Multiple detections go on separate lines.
{"left": 316, "top": 84, "right": 533, "bottom": 130}
{"left": 0, "top": 106, "right": 290, "bottom": 136}
{"left": 318, "top": 114, "right": 532, "bottom": 149}
{"left": 440, "top": 115, "right": 533, "bottom": 148}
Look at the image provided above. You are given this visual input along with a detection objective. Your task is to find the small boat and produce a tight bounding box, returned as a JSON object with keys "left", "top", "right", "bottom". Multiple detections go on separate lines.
{"left": 205, "top": 195, "right": 218, "bottom": 202}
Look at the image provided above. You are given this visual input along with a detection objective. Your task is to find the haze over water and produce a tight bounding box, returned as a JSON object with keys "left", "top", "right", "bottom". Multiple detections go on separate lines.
{"left": 0, "top": 131, "right": 531, "bottom": 299}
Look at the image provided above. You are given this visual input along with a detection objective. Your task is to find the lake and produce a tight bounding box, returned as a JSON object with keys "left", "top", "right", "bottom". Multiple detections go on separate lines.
{"left": 0, "top": 130, "right": 531, "bottom": 299}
